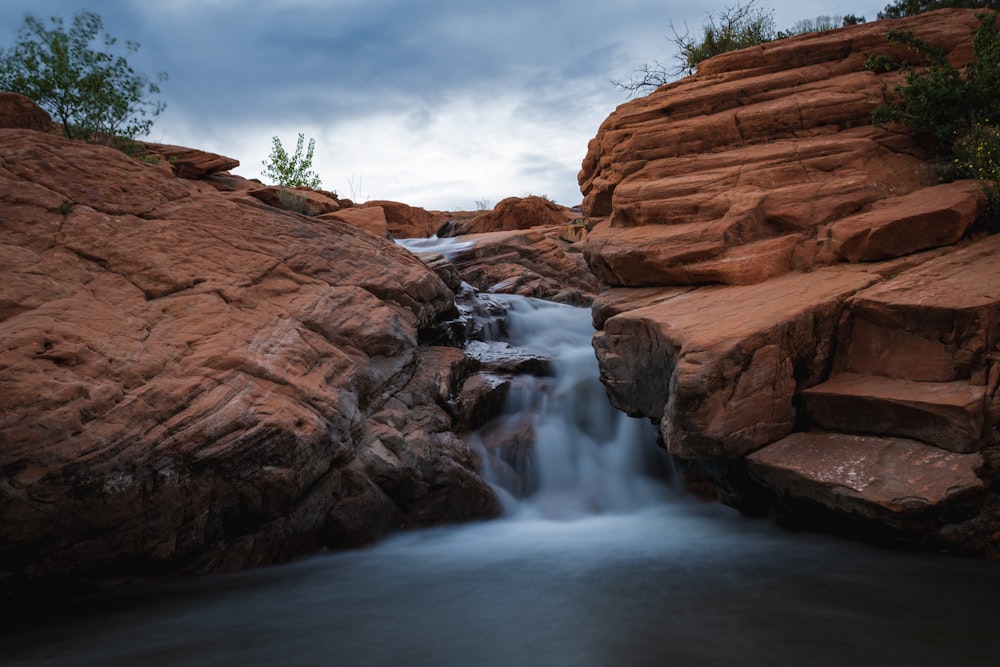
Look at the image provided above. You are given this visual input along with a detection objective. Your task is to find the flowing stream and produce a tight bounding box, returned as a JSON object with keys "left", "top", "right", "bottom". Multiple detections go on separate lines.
{"left": 4, "top": 280, "right": 1000, "bottom": 666}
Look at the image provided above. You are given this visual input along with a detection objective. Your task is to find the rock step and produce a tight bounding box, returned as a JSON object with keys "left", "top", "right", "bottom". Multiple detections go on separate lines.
{"left": 838, "top": 233, "right": 1000, "bottom": 383}
{"left": 801, "top": 373, "right": 985, "bottom": 453}
{"left": 828, "top": 180, "right": 982, "bottom": 262}
{"left": 746, "top": 432, "right": 984, "bottom": 524}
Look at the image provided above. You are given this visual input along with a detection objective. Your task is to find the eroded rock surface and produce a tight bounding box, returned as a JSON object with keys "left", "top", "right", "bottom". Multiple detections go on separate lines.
{"left": 0, "top": 124, "right": 500, "bottom": 586}
{"left": 441, "top": 227, "right": 600, "bottom": 304}
{"left": 450, "top": 196, "right": 579, "bottom": 236}
{"left": 0, "top": 92, "right": 53, "bottom": 132}
{"left": 583, "top": 9, "right": 1000, "bottom": 553}
{"left": 580, "top": 9, "right": 984, "bottom": 287}
{"left": 365, "top": 200, "right": 454, "bottom": 239}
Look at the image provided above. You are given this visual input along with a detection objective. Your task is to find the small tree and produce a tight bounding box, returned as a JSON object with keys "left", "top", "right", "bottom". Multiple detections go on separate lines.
{"left": 613, "top": 1, "right": 777, "bottom": 95}
{"left": 0, "top": 10, "right": 166, "bottom": 144}
{"left": 262, "top": 133, "right": 322, "bottom": 189}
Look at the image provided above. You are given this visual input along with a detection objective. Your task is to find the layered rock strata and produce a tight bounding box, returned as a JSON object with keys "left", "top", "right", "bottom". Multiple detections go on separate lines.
{"left": 0, "top": 112, "right": 504, "bottom": 586}
{"left": 582, "top": 9, "right": 1000, "bottom": 553}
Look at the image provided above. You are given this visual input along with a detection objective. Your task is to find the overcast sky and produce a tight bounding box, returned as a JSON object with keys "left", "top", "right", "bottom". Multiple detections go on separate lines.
{"left": 1, "top": 0, "right": 885, "bottom": 210}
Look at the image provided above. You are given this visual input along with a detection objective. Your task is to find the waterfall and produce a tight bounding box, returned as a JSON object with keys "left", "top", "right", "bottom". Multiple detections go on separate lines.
{"left": 10, "top": 240, "right": 997, "bottom": 667}
{"left": 397, "top": 234, "right": 672, "bottom": 517}
{"left": 466, "top": 294, "right": 672, "bottom": 518}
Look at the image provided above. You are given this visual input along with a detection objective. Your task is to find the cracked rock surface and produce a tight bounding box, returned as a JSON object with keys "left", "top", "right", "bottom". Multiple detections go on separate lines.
{"left": 0, "top": 124, "right": 498, "bottom": 586}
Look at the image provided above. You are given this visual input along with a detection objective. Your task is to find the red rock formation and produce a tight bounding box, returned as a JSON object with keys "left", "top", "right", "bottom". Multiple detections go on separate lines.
{"left": 319, "top": 205, "right": 391, "bottom": 238}
{"left": 583, "top": 9, "right": 1000, "bottom": 553}
{"left": 248, "top": 185, "right": 342, "bottom": 216}
{"left": 450, "top": 196, "right": 579, "bottom": 236}
{"left": 580, "top": 9, "right": 984, "bottom": 287}
{"left": 0, "top": 117, "right": 500, "bottom": 585}
{"left": 141, "top": 141, "right": 241, "bottom": 179}
{"left": 425, "top": 227, "right": 600, "bottom": 304}
{"left": 0, "top": 92, "right": 53, "bottom": 132}
{"left": 365, "top": 200, "right": 452, "bottom": 239}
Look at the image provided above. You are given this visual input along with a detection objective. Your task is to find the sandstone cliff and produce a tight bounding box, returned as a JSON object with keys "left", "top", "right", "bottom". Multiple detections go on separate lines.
{"left": 0, "top": 97, "right": 507, "bottom": 587}
{"left": 582, "top": 9, "right": 1000, "bottom": 553}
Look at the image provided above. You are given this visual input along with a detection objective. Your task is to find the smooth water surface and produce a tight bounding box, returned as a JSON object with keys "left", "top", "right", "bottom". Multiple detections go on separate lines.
{"left": 5, "top": 294, "right": 999, "bottom": 666}
{"left": 5, "top": 506, "right": 1000, "bottom": 667}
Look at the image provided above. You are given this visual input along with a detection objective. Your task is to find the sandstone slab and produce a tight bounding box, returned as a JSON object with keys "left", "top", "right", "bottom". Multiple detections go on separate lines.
{"left": 802, "top": 373, "right": 986, "bottom": 453}
{"left": 837, "top": 233, "right": 1000, "bottom": 384}
{"left": 746, "top": 432, "right": 984, "bottom": 525}
{"left": 594, "top": 265, "right": 884, "bottom": 457}
{"left": 830, "top": 180, "right": 983, "bottom": 261}
{"left": 248, "top": 185, "right": 342, "bottom": 216}
{"left": 141, "top": 142, "right": 240, "bottom": 179}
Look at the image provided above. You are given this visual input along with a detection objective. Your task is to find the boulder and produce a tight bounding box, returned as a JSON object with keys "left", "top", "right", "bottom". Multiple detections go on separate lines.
{"left": 0, "top": 93, "right": 52, "bottom": 132}
{"left": 248, "top": 185, "right": 342, "bottom": 216}
{"left": 442, "top": 227, "right": 600, "bottom": 304}
{"left": 455, "top": 372, "right": 512, "bottom": 430}
{"left": 0, "top": 128, "right": 497, "bottom": 586}
{"left": 141, "top": 142, "right": 240, "bottom": 179}
{"left": 365, "top": 200, "right": 452, "bottom": 239}
{"left": 830, "top": 180, "right": 984, "bottom": 261}
{"left": 451, "top": 196, "right": 579, "bottom": 235}
{"left": 319, "top": 205, "right": 390, "bottom": 238}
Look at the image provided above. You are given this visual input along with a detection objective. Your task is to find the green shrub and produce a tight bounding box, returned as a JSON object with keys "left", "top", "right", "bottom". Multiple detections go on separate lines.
{"left": 878, "top": 0, "right": 1000, "bottom": 20}
{"left": 613, "top": 1, "right": 776, "bottom": 94}
{"left": 261, "top": 133, "right": 322, "bottom": 189}
{"left": 867, "top": 12, "right": 1000, "bottom": 230}
{"left": 0, "top": 10, "right": 166, "bottom": 144}
{"left": 950, "top": 122, "right": 1000, "bottom": 229}
{"left": 673, "top": 1, "right": 776, "bottom": 74}
{"left": 867, "top": 13, "right": 1000, "bottom": 151}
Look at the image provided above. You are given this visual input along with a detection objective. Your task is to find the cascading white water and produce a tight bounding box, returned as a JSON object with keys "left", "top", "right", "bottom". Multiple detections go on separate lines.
{"left": 397, "top": 234, "right": 671, "bottom": 516}
{"left": 472, "top": 294, "right": 670, "bottom": 518}
{"left": 7, "top": 241, "right": 1000, "bottom": 666}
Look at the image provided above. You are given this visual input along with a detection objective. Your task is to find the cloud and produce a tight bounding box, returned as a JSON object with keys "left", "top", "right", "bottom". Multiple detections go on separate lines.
{"left": 1, "top": 0, "right": 888, "bottom": 211}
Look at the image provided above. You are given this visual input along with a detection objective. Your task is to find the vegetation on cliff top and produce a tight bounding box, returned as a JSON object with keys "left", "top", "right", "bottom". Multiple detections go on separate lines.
{"left": 867, "top": 11, "right": 1000, "bottom": 228}
{"left": 0, "top": 10, "right": 165, "bottom": 145}
{"left": 613, "top": 1, "right": 866, "bottom": 95}
{"left": 613, "top": 1, "right": 998, "bottom": 96}
{"left": 878, "top": 0, "right": 1000, "bottom": 19}
{"left": 262, "top": 133, "right": 323, "bottom": 189}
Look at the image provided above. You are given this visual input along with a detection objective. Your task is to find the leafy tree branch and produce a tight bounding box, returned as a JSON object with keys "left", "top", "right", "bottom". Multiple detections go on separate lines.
{"left": 262, "top": 133, "right": 322, "bottom": 189}
{"left": 0, "top": 10, "right": 166, "bottom": 144}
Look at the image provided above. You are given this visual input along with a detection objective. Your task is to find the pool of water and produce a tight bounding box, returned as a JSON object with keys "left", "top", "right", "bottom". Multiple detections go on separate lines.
{"left": 5, "top": 503, "right": 1000, "bottom": 666}
{"left": 5, "top": 293, "right": 998, "bottom": 666}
